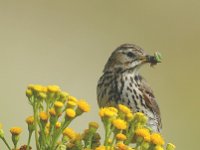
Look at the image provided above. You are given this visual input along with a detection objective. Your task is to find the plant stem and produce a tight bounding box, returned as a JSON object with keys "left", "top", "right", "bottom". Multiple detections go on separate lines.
{"left": 1, "top": 137, "right": 11, "bottom": 150}
{"left": 33, "top": 103, "right": 40, "bottom": 150}
{"left": 51, "top": 119, "right": 71, "bottom": 150}
{"left": 27, "top": 132, "right": 33, "bottom": 150}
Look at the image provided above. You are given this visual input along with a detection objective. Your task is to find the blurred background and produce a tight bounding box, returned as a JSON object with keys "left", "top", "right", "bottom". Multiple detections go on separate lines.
{"left": 0, "top": 0, "right": 199, "bottom": 149}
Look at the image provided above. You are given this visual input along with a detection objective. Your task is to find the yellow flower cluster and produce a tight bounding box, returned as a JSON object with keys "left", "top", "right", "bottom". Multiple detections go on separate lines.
{"left": 24, "top": 84, "right": 91, "bottom": 149}
{"left": 0, "top": 84, "right": 175, "bottom": 150}
{"left": 99, "top": 107, "right": 118, "bottom": 118}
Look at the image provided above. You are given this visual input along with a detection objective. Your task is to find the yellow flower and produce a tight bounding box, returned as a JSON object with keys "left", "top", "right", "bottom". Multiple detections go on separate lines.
{"left": 47, "top": 85, "right": 60, "bottom": 93}
{"left": 133, "top": 112, "right": 148, "bottom": 124}
{"left": 166, "top": 143, "right": 176, "bottom": 150}
{"left": 28, "top": 84, "right": 34, "bottom": 90}
{"left": 41, "top": 86, "right": 47, "bottom": 93}
{"left": 49, "top": 108, "right": 56, "bottom": 116}
{"left": 10, "top": 127, "right": 22, "bottom": 135}
{"left": 54, "top": 101, "right": 64, "bottom": 108}
{"left": 46, "top": 122, "right": 50, "bottom": 129}
{"left": 150, "top": 133, "right": 165, "bottom": 146}
{"left": 126, "top": 112, "right": 134, "bottom": 121}
{"left": 135, "top": 128, "right": 150, "bottom": 142}
{"left": 38, "top": 92, "right": 47, "bottom": 99}
{"left": 95, "top": 146, "right": 114, "bottom": 150}
{"left": 32, "top": 84, "right": 44, "bottom": 92}
{"left": 55, "top": 122, "right": 61, "bottom": 129}
{"left": 116, "top": 133, "right": 127, "bottom": 141}
{"left": 95, "top": 146, "right": 106, "bottom": 150}
{"left": 54, "top": 101, "right": 64, "bottom": 114}
{"left": 112, "top": 119, "right": 127, "bottom": 130}
{"left": 39, "top": 112, "right": 48, "bottom": 122}
{"left": 108, "top": 107, "right": 118, "bottom": 113}
{"left": 154, "top": 145, "right": 164, "bottom": 150}
{"left": 89, "top": 122, "right": 99, "bottom": 129}
{"left": 117, "top": 142, "right": 127, "bottom": 150}
{"left": 0, "top": 123, "right": 4, "bottom": 138}
{"left": 99, "top": 107, "right": 117, "bottom": 118}
{"left": 26, "top": 116, "right": 34, "bottom": 124}
{"left": 67, "top": 101, "right": 77, "bottom": 108}
{"left": 26, "top": 89, "right": 33, "bottom": 98}
{"left": 68, "top": 96, "right": 78, "bottom": 103}
{"left": 66, "top": 108, "right": 76, "bottom": 118}
{"left": 118, "top": 104, "right": 131, "bottom": 114}
{"left": 99, "top": 108, "right": 106, "bottom": 117}
{"left": 63, "top": 128, "right": 76, "bottom": 139}
{"left": 77, "top": 100, "right": 90, "bottom": 112}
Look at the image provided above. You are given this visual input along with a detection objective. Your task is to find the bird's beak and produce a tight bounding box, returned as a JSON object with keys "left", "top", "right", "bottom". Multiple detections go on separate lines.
{"left": 140, "top": 52, "right": 162, "bottom": 65}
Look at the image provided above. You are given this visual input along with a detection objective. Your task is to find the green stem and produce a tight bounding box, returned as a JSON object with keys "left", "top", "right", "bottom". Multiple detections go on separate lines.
{"left": 51, "top": 119, "right": 71, "bottom": 150}
{"left": 104, "top": 122, "right": 113, "bottom": 146}
{"left": 111, "top": 132, "right": 117, "bottom": 146}
{"left": 1, "top": 137, "right": 11, "bottom": 150}
{"left": 124, "top": 123, "right": 135, "bottom": 145}
{"left": 33, "top": 103, "right": 40, "bottom": 150}
{"left": 26, "top": 131, "right": 33, "bottom": 150}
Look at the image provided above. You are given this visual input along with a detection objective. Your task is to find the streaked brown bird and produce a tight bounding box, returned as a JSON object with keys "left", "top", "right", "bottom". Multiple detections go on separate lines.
{"left": 97, "top": 43, "right": 162, "bottom": 132}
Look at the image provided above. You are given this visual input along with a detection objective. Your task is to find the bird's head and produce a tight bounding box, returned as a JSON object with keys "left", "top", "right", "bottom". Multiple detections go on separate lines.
{"left": 103, "top": 43, "right": 161, "bottom": 73}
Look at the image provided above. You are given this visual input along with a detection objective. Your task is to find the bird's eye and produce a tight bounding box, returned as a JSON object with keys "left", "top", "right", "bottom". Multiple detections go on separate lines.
{"left": 127, "top": 52, "right": 135, "bottom": 58}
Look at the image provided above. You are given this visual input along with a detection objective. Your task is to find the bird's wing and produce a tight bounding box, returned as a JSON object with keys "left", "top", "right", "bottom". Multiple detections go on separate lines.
{"left": 138, "top": 75, "right": 162, "bottom": 129}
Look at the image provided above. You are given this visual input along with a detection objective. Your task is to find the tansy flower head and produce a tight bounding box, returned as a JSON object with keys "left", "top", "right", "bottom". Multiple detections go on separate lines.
{"left": 99, "top": 107, "right": 117, "bottom": 118}
{"left": 55, "top": 122, "right": 61, "bottom": 129}
{"left": 39, "top": 112, "right": 48, "bottom": 122}
{"left": 126, "top": 112, "right": 134, "bottom": 121}
{"left": 26, "top": 116, "right": 34, "bottom": 124}
{"left": 77, "top": 100, "right": 90, "bottom": 112}
{"left": 0, "top": 123, "right": 4, "bottom": 138}
{"left": 28, "top": 84, "right": 34, "bottom": 90}
{"left": 116, "top": 133, "right": 127, "bottom": 141}
{"left": 154, "top": 145, "right": 164, "bottom": 150}
{"left": 60, "top": 91, "right": 69, "bottom": 101}
{"left": 133, "top": 112, "right": 148, "bottom": 124}
{"left": 112, "top": 119, "right": 127, "bottom": 130}
{"left": 54, "top": 101, "right": 64, "bottom": 108}
{"left": 135, "top": 128, "right": 150, "bottom": 142}
{"left": 66, "top": 108, "right": 76, "bottom": 118}
{"left": 38, "top": 92, "right": 47, "bottom": 99}
{"left": 95, "top": 146, "right": 106, "bottom": 150}
{"left": 108, "top": 107, "right": 118, "bottom": 113}
{"left": 46, "top": 122, "right": 50, "bottom": 129}
{"left": 68, "top": 95, "right": 78, "bottom": 103}
{"left": 10, "top": 127, "right": 22, "bottom": 135}
{"left": 41, "top": 86, "right": 47, "bottom": 93}
{"left": 117, "top": 142, "right": 127, "bottom": 150}
{"left": 49, "top": 108, "right": 56, "bottom": 116}
{"left": 32, "top": 84, "right": 44, "bottom": 92}
{"left": 54, "top": 101, "right": 64, "bottom": 114}
{"left": 150, "top": 133, "right": 165, "bottom": 146}
{"left": 67, "top": 101, "right": 77, "bottom": 108}
{"left": 166, "top": 143, "right": 176, "bottom": 150}
{"left": 47, "top": 85, "right": 60, "bottom": 93}
{"left": 95, "top": 146, "right": 114, "bottom": 150}
{"left": 63, "top": 128, "right": 76, "bottom": 139}
{"left": 89, "top": 121, "right": 99, "bottom": 129}
{"left": 118, "top": 104, "right": 131, "bottom": 114}
{"left": 26, "top": 89, "right": 33, "bottom": 98}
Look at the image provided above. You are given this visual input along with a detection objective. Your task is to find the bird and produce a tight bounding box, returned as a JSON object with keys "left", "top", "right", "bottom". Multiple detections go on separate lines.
{"left": 97, "top": 43, "right": 162, "bottom": 132}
